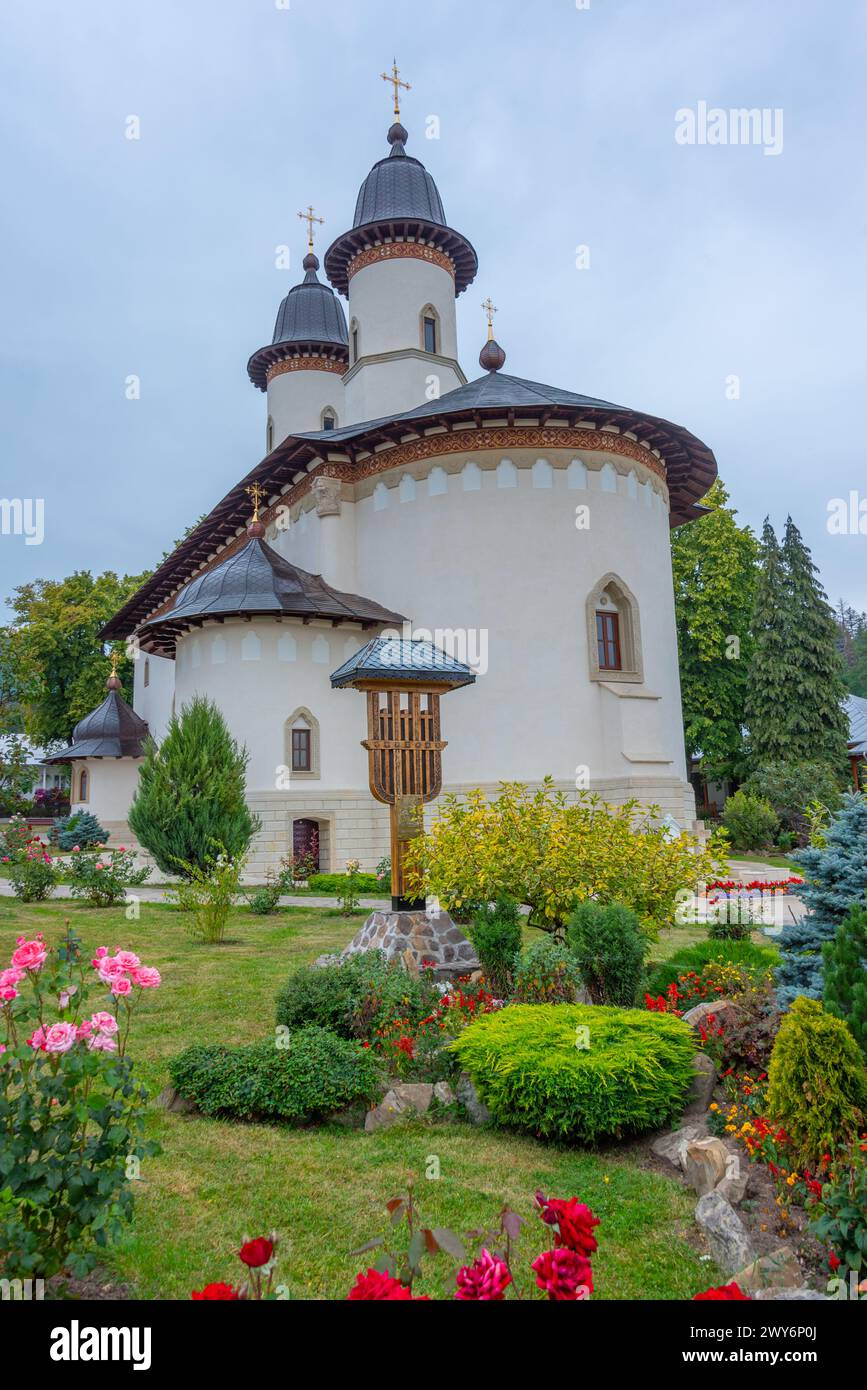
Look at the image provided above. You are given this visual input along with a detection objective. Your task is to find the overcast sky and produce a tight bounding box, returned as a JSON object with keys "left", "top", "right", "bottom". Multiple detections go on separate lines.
{"left": 1, "top": 0, "right": 866, "bottom": 622}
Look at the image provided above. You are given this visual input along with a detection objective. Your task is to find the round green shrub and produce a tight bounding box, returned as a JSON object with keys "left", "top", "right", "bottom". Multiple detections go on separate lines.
{"left": 451, "top": 1003, "right": 696, "bottom": 1141}
{"left": 50, "top": 811, "right": 107, "bottom": 852}
{"left": 512, "top": 937, "right": 582, "bottom": 1003}
{"left": 721, "top": 790, "right": 779, "bottom": 851}
{"left": 274, "top": 951, "right": 439, "bottom": 1042}
{"left": 566, "top": 901, "right": 647, "bottom": 1006}
{"left": 645, "top": 940, "right": 778, "bottom": 998}
{"left": 168, "top": 1026, "right": 380, "bottom": 1122}
{"left": 766, "top": 996, "right": 867, "bottom": 1167}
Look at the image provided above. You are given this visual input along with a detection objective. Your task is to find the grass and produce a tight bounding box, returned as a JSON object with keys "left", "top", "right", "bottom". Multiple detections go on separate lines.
{"left": 0, "top": 897, "right": 721, "bottom": 1300}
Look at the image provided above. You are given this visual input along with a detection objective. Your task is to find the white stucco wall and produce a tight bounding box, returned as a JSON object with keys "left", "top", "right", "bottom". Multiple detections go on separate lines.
{"left": 266, "top": 367, "right": 345, "bottom": 448}
{"left": 72, "top": 758, "right": 142, "bottom": 824}
{"left": 133, "top": 649, "right": 174, "bottom": 742}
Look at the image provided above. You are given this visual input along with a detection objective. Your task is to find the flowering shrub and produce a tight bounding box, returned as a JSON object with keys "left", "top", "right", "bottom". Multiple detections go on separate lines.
{"left": 808, "top": 1141, "right": 867, "bottom": 1284}
{"left": 275, "top": 951, "right": 439, "bottom": 1044}
{"left": 0, "top": 930, "right": 161, "bottom": 1278}
{"left": 167, "top": 845, "right": 245, "bottom": 943}
{"left": 245, "top": 857, "right": 295, "bottom": 915}
{"left": 346, "top": 1183, "right": 599, "bottom": 1300}
{"left": 192, "top": 1234, "right": 281, "bottom": 1299}
{"left": 643, "top": 940, "right": 778, "bottom": 999}
{"left": 7, "top": 847, "right": 58, "bottom": 902}
{"left": 340, "top": 858, "right": 362, "bottom": 915}
{"left": 368, "top": 982, "right": 502, "bottom": 1081}
{"left": 66, "top": 845, "right": 149, "bottom": 907}
{"left": 0, "top": 814, "right": 43, "bottom": 862}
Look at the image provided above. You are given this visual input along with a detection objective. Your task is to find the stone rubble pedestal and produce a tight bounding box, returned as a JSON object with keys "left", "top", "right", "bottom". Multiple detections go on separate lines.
{"left": 340, "top": 908, "right": 480, "bottom": 980}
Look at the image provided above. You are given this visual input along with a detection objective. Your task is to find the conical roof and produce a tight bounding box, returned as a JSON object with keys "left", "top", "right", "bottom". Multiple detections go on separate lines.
{"left": 44, "top": 686, "right": 149, "bottom": 762}
{"left": 353, "top": 122, "right": 446, "bottom": 226}
{"left": 137, "top": 531, "right": 406, "bottom": 656}
{"left": 247, "top": 253, "right": 348, "bottom": 391}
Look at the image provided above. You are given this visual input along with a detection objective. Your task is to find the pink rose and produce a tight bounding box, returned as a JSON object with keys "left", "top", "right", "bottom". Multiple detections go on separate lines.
{"left": 118, "top": 846, "right": 126, "bottom": 852}
{"left": 87, "top": 1032, "right": 117, "bottom": 1053}
{"left": 114, "top": 950, "right": 141, "bottom": 969}
{"left": 0, "top": 968, "right": 24, "bottom": 988}
{"left": 77, "top": 1020, "right": 93, "bottom": 1038}
{"left": 72, "top": 845, "right": 81, "bottom": 852}
{"left": 27, "top": 1026, "right": 47, "bottom": 1050}
{"left": 92, "top": 946, "right": 108, "bottom": 961}
{"left": 43, "top": 1022, "right": 78, "bottom": 1054}
{"left": 95, "top": 863, "right": 104, "bottom": 871}
{"left": 0, "top": 1044, "right": 5, "bottom": 1055}
{"left": 11, "top": 939, "right": 47, "bottom": 972}
{"left": 131, "top": 966, "right": 161, "bottom": 989}
{"left": 90, "top": 1011, "right": 119, "bottom": 1035}
{"left": 110, "top": 978, "right": 132, "bottom": 997}
{"left": 96, "top": 956, "right": 125, "bottom": 980}
{"left": 1, "top": 986, "right": 17, "bottom": 1002}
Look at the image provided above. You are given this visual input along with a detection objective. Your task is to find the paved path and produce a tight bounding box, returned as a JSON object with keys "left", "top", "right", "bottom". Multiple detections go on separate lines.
{"left": 0, "top": 880, "right": 390, "bottom": 910}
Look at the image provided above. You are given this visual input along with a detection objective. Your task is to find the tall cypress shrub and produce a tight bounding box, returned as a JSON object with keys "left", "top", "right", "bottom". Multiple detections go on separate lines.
{"left": 129, "top": 696, "right": 259, "bottom": 876}
{"left": 778, "top": 793, "right": 867, "bottom": 1006}
{"left": 746, "top": 519, "right": 791, "bottom": 766}
{"left": 779, "top": 517, "right": 849, "bottom": 768}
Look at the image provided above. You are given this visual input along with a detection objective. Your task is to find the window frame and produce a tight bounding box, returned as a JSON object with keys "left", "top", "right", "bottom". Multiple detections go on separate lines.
{"left": 595, "top": 610, "right": 622, "bottom": 671}
{"left": 291, "top": 727, "right": 312, "bottom": 772}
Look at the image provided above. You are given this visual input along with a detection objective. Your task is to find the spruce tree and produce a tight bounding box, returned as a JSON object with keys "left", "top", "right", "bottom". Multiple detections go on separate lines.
{"left": 778, "top": 792, "right": 867, "bottom": 1006}
{"left": 779, "top": 517, "right": 849, "bottom": 768}
{"left": 129, "top": 696, "right": 259, "bottom": 876}
{"left": 745, "top": 519, "right": 791, "bottom": 764}
{"left": 823, "top": 902, "right": 867, "bottom": 1059}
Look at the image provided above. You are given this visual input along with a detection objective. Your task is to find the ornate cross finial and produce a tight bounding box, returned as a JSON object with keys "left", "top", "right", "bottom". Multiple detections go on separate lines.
{"left": 110, "top": 649, "right": 120, "bottom": 675}
{"left": 246, "top": 481, "right": 265, "bottom": 522}
{"left": 380, "top": 58, "right": 410, "bottom": 118}
{"left": 482, "top": 297, "right": 497, "bottom": 341}
{"left": 297, "top": 204, "right": 324, "bottom": 252}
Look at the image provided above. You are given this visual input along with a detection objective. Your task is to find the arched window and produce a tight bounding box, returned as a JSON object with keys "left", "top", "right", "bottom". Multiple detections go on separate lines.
{"left": 284, "top": 707, "right": 320, "bottom": 779}
{"left": 78, "top": 767, "right": 89, "bottom": 802}
{"left": 350, "top": 318, "right": 360, "bottom": 364}
{"left": 266, "top": 416, "right": 274, "bottom": 453}
{"left": 143, "top": 658, "right": 150, "bottom": 688}
{"left": 321, "top": 406, "right": 337, "bottom": 431}
{"left": 420, "top": 304, "right": 440, "bottom": 355}
{"left": 585, "top": 574, "right": 643, "bottom": 683}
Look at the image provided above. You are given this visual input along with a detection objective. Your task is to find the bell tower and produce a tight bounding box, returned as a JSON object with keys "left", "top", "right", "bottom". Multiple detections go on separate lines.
{"left": 323, "top": 63, "right": 478, "bottom": 426}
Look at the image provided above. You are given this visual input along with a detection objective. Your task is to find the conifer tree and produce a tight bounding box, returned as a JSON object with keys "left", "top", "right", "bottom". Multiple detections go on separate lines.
{"left": 778, "top": 792, "right": 867, "bottom": 1006}
{"left": 745, "top": 519, "right": 791, "bottom": 764}
{"left": 779, "top": 517, "right": 849, "bottom": 768}
{"left": 129, "top": 696, "right": 259, "bottom": 876}
{"left": 823, "top": 902, "right": 867, "bottom": 1059}
{"left": 671, "top": 479, "right": 758, "bottom": 779}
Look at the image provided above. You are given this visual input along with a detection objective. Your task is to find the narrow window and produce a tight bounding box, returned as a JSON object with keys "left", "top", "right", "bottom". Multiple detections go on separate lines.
{"left": 423, "top": 315, "right": 437, "bottom": 354}
{"left": 596, "top": 611, "right": 621, "bottom": 671}
{"left": 322, "top": 408, "right": 336, "bottom": 431}
{"left": 78, "top": 767, "right": 89, "bottom": 802}
{"left": 266, "top": 417, "right": 274, "bottom": 452}
{"left": 291, "top": 727, "right": 312, "bottom": 772}
{"left": 351, "top": 325, "right": 359, "bottom": 362}
{"left": 143, "top": 658, "right": 150, "bottom": 688}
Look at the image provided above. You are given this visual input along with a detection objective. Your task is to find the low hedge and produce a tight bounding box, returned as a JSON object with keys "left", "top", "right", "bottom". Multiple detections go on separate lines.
{"left": 275, "top": 951, "right": 438, "bottom": 1043}
{"left": 451, "top": 1003, "right": 696, "bottom": 1141}
{"left": 307, "top": 871, "right": 383, "bottom": 894}
{"left": 168, "top": 1026, "right": 380, "bottom": 1122}
{"left": 644, "top": 940, "right": 778, "bottom": 998}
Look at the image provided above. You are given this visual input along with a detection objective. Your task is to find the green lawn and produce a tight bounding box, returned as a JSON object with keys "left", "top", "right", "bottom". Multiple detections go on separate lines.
{"left": 0, "top": 897, "right": 720, "bottom": 1300}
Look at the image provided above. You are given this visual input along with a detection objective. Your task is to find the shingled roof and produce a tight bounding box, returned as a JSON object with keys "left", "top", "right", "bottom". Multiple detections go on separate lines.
{"left": 136, "top": 532, "right": 406, "bottom": 657}
{"left": 44, "top": 688, "right": 149, "bottom": 762}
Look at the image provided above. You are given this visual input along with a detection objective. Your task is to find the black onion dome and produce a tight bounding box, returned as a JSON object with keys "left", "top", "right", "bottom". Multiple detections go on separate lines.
{"left": 352, "top": 125, "right": 446, "bottom": 226}
{"left": 324, "top": 124, "right": 477, "bottom": 297}
{"left": 247, "top": 253, "right": 349, "bottom": 391}
{"left": 43, "top": 690, "right": 149, "bottom": 762}
{"left": 137, "top": 535, "right": 406, "bottom": 657}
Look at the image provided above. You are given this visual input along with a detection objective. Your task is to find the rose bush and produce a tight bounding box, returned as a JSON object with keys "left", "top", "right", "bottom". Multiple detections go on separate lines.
{"left": 0, "top": 929, "right": 161, "bottom": 1278}
{"left": 67, "top": 845, "right": 150, "bottom": 907}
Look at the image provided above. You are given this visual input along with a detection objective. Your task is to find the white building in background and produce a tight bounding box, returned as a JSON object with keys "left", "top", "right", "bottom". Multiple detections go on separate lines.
{"left": 68, "top": 92, "right": 717, "bottom": 875}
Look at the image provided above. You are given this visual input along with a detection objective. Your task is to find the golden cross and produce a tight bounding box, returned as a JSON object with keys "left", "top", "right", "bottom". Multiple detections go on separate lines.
{"left": 246, "top": 481, "right": 265, "bottom": 520}
{"left": 110, "top": 649, "right": 120, "bottom": 675}
{"left": 297, "top": 204, "right": 324, "bottom": 252}
{"left": 482, "top": 297, "right": 497, "bottom": 341}
{"left": 380, "top": 58, "right": 410, "bottom": 118}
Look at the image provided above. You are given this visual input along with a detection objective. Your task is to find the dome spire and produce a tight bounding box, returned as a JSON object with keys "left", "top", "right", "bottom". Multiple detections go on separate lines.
{"left": 297, "top": 204, "right": 325, "bottom": 277}
{"left": 380, "top": 58, "right": 410, "bottom": 120}
{"left": 479, "top": 297, "right": 506, "bottom": 371}
{"left": 107, "top": 648, "right": 122, "bottom": 691}
{"left": 246, "top": 481, "right": 266, "bottom": 538}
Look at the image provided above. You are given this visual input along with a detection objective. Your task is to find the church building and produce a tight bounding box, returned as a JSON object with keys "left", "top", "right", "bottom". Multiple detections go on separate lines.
{"left": 79, "top": 68, "right": 717, "bottom": 875}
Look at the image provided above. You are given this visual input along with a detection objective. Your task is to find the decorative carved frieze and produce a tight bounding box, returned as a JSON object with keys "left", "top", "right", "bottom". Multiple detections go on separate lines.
{"left": 312, "top": 475, "right": 343, "bottom": 517}
{"left": 346, "top": 242, "right": 456, "bottom": 282}
{"left": 266, "top": 355, "right": 346, "bottom": 382}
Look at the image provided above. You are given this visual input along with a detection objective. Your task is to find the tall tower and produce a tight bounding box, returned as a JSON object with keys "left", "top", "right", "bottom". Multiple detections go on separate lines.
{"left": 324, "top": 63, "right": 477, "bottom": 425}
{"left": 247, "top": 206, "right": 348, "bottom": 448}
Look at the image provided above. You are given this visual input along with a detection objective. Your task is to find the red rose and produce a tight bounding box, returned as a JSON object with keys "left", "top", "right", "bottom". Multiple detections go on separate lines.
{"left": 192, "top": 1282, "right": 240, "bottom": 1300}
{"left": 534, "top": 1193, "right": 600, "bottom": 1257}
{"left": 531, "top": 1248, "right": 593, "bottom": 1300}
{"left": 829, "top": 1253, "right": 841, "bottom": 1273}
{"left": 454, "top": 1248, "right": 512, "bottom": 1301}
{"left": 347, "top": 1268, "right": 428, "bottom": 1300}
{"left": 239, "top": 1237, "right": 274, "bottom": 1268}
{"left": 693, "top": 1283, "right": 751, "bottom": 1301}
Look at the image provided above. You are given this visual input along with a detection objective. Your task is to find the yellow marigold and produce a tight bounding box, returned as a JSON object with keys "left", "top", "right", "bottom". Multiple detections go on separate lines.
{"left": 709, "top": 1102, "right": 719, "bottom": 1112}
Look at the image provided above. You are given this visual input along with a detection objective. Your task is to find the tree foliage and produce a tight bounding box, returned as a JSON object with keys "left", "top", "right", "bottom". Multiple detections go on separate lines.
{"left": 823, "top": 903, "right": 867, "bottom": 1060}
{"left": 128, "top": 696, "right": 259, "bottom": 877}
{"left": 671, "top": 479, "right": 758, "bottom": 779}
{"left": 403, "top": 778, "right": 727, "bottom": 938}
{"left": 1, "top": 570, "right": 148, "bottom": 746}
